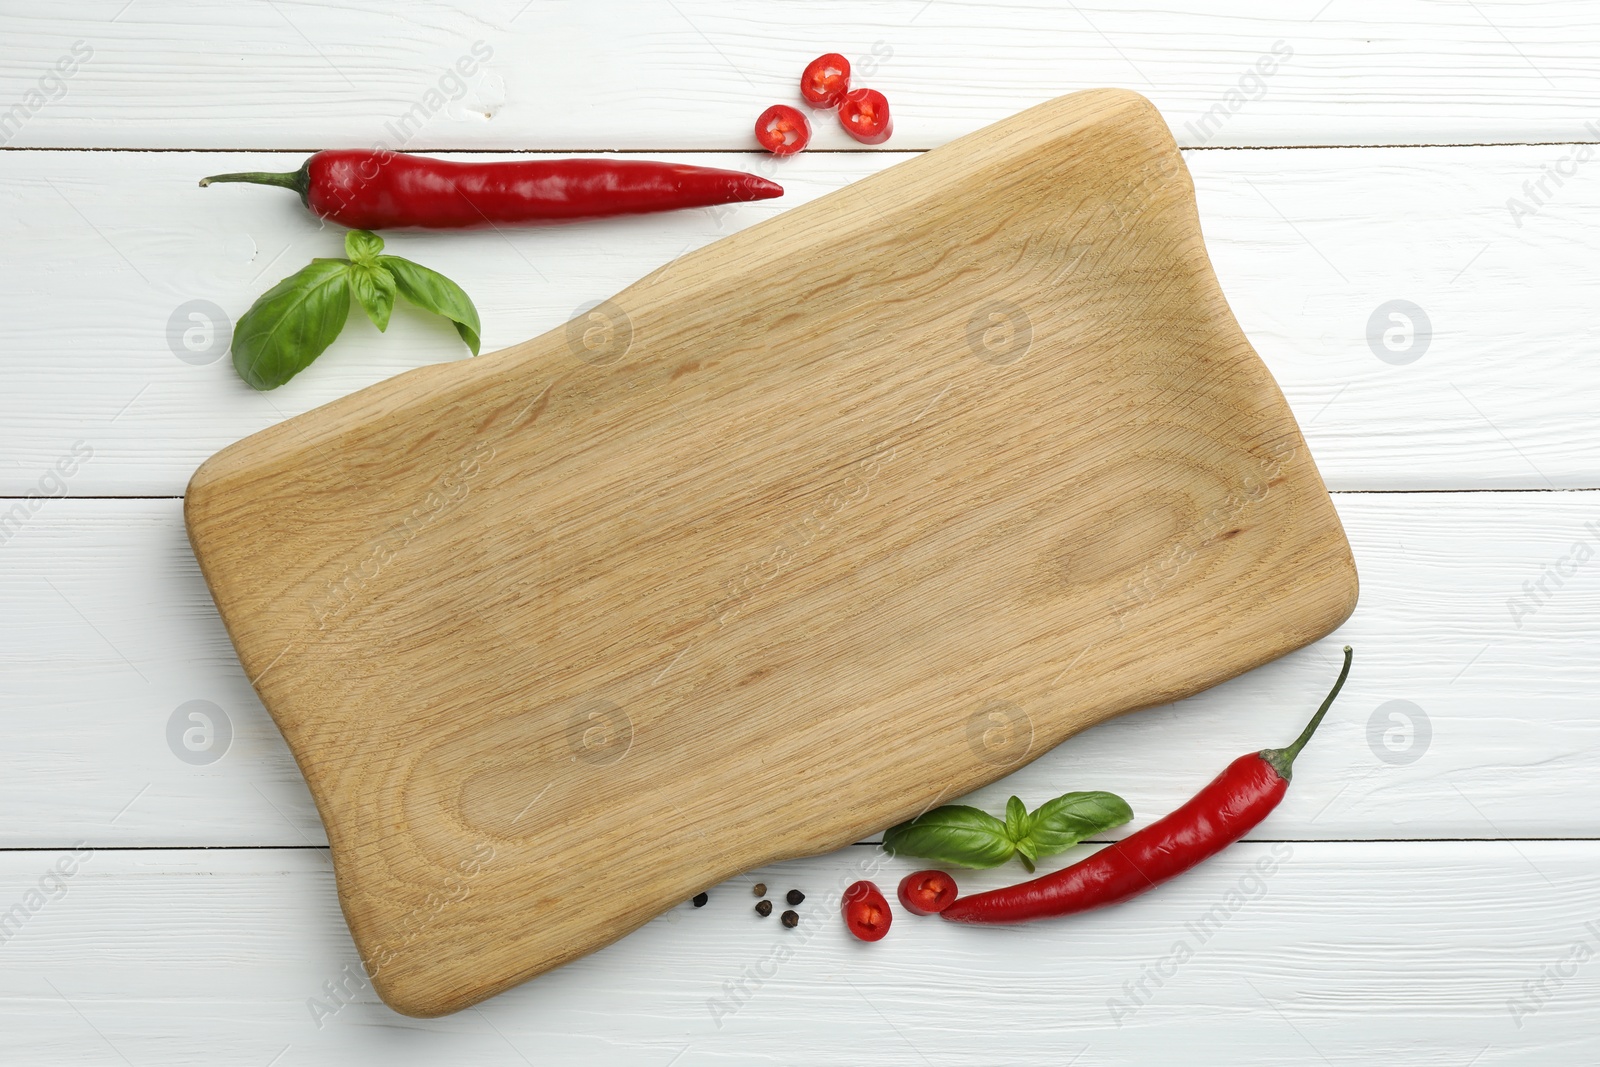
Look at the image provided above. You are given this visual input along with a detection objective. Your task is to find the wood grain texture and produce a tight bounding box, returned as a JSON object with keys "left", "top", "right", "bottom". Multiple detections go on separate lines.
{"left": 4, "top": 143, "right": 1600, "bottom": 497}
{"left": 1, "top": 844, "right": 1596, "bottom": 1065}
{"left": 182, "top": 90, "right": 1355, "bottom": 1014}
{"left": 6, "top": 490, "right": 1600, "bottom": 846}
{"left": 5, "top": 1, "right": 1599, "bottom": 149}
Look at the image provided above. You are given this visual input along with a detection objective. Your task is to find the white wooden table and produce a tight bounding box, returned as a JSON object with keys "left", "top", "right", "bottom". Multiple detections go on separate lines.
{"left": 3, "top": 3, "right": 1598, "bottom": 1063}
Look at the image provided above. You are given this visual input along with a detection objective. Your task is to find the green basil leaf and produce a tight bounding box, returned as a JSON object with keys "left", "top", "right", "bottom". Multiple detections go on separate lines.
{"left": 1015, "top": 837, "right": 1038, "bottom": 873}
{"left": 345, "top": 229, "right": 384, "bottom": 265}
{"left": 350, "top": 262, "right": 397, "bottom": 332}
{"left": 379, "top": 254, "right": 482, "bottom": 355}
{"left": 882, "top": 805, "right": 1015, "bottom": 869}
{"left": 1004, "top": 795, "right": 1031, "bottom": 845}
{"left": 1023, "top": 791, "right": 1134, "bottom": 858}
{"left": 231, "top": 258, "right": 351, "bottom": 390}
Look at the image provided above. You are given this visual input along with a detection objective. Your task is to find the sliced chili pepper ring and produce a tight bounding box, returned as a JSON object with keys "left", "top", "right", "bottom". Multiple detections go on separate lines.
{"left": 801, "top": 53, "right": 851, "bottom": 108}
{"left": 842, "top": 880, "right": 892, "bottom": 941}
{"left": 898, "top": 870, "right": 958, "bottom": 915}
{"left": 838, "top": 88, "right": 893, "bottom": 145}
{"left": 755, "top": 104, "right": 812, "bottom": 156}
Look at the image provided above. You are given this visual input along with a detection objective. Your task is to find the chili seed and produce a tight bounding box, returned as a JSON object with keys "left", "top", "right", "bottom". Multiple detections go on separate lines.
{"left": 755, "top": 900, "right": 773, "bottom": 917}
{"left": 752, "top": 883, "right": 767, "bottom": 896}
{"left": 781, "top": 910, "right": 799, "bottom": 928}
{"left": 786, "top": 890, "right": 805, "bottom": 906}
{"left": 692, "top": 892, "right": 708, "bottom": 908}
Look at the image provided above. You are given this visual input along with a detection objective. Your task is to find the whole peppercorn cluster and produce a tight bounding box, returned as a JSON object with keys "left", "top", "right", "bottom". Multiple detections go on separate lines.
{"left": 689, "top": 881, "right": 811, "bottom": 931}
{"left": 753, "top": 882, "right": 805, "bottom": 928}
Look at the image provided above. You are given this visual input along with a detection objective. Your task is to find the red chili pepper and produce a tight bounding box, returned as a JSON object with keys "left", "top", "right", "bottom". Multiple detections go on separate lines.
{"left": 898, "top": 870, "right": 959, "bottom": 916}
{"left": 842, "top": 880, "right": 892, "bottom": 941}
{"left": 199, "top": 152, "right": 784, "bottom": 230}
{"left": 800, "top": 53, "right": 851, "bottom": 108}
{"left": 755, "top": 104, "right": 811, "bottom": 156}
{"left": 942, "top": 647, "right": 1353, "bottom": 926}
{"left": 838, "top": 88, "right": 893, "bottom": 145}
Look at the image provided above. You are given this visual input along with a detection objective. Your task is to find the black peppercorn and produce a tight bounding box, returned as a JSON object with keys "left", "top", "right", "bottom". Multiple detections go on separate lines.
{"left": 692, "top": 892, "right": 708, "bottom": 907}
{"left": 786, "top": 889, "right": 805, "bottom": 906}
{"left": 752, "top": 883, "right": 767, "bottom": 896}
{"left": 755, "top": 899, "right": 772, "bottom": 917}
{"left": 781, "top": 909, "right": 799, "bottom": 928}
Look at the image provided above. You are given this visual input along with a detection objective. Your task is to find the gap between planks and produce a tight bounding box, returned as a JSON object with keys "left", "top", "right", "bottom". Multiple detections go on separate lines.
{"left": 7, "top": 488, "right": 1600, "bottom": 502}
{"left": 2, "top": 140, "right": 1599, "bottom": 155}
{"left": 6, "top": 838, "right": 1600, "bottom": 855}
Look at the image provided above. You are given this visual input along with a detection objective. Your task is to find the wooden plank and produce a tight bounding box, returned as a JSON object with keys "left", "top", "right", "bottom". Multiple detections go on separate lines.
{"left": 2, "top": 142, "right": 1599, "bottom": 496}
{"left": 0, "top": 842, "right": 1595, "bottom": 1063}
{"left": 0, "top": 501, "right": 326, "bottom": 847}
{"left": 4, "top": 490, "right": 1597, "bottom": 847}
{"left": 3, "top": 2, "right": 1598, "bottom": 149}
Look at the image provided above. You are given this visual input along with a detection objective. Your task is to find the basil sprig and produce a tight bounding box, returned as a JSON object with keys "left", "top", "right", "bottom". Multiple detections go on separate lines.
{"left": 231, "top": 230, "right": 481, "bottom": 390}
{"left": 883, "top": 791, "right": 1133, "bottom": 872}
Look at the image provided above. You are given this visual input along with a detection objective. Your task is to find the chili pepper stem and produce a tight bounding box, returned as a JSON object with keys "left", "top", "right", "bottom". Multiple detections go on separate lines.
{"left": 198, "top": 168, "right": 309, "bottom": 195}
{"left": 1259, "top": 645, "right": 1353, "bottom": 783}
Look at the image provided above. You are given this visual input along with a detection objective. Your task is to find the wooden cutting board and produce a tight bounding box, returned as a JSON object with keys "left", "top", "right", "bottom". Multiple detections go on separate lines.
{"left": 185, "top": 88, "right": 1358, "bottom": 1017}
